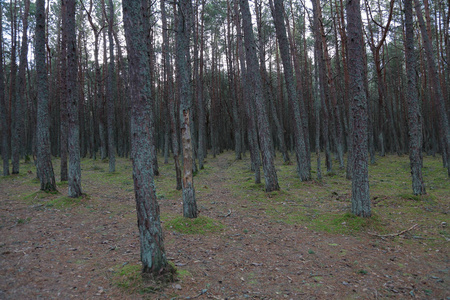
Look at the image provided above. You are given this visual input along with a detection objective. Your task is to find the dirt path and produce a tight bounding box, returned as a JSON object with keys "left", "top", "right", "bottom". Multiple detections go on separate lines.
{"left": 0, "top": 153, "right": 448, "bottom": 299}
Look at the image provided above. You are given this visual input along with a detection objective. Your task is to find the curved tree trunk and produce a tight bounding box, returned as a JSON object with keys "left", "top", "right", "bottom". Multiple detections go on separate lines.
{"left": 240, "top": 0, "right": 279, "bottom": 192}
{"left": 271, "top": 0, "right": 310, "bottom": 181}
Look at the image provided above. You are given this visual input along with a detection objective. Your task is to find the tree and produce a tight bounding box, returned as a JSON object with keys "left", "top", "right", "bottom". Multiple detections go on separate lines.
{"left": 35, "top": 0, "right": 57, "bottom": 191}
{"left": 177, "top": 0, "right": 198, "bottom": 218}
{"left": 106, "top": 0, "right": 116, "bottom": 173}
{"left": 270, "top": 0, "right": 310, "bottom": 181}
{"left": 60, "top": 1, "right": 68, "bottom": 181}
{"left": 123, "top": 0, "right": 169, "bottom": 276}
{"left": 404, "top": 0, "right": 426, "bottom": 195}
{"left": 65, "top": 0, "right": 82, "bottom": 197}
{"left": 239, "top": 0, "right": 279, "bottom": 192}
{"left": 414, "top": 0, "right": 450, "bottom": 177}
{"left": 0, "top": 8, "right": 9, "bottom": 176}
{"left": 347, "top": 0, "right": 371, "bottom": 217}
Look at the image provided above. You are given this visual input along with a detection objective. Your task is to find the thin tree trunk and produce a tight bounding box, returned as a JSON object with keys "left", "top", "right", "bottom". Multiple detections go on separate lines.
{"left": 271, "top": 0, "right": 309, "bottom": 180}
{"left": 161, "top": 0, "right": 182, "bottom": 190}
{"left": 36, "top": 0, "right": 56, "bottom": 191}
{"left": 240, "top": 0, "right": 279, "bottom": 192}
{"left": 234, "top": 0, "right": 260, "bottom": 184}
{"left": 65, "top": 0, "right": 82, "bottom": 197}
{"left": 0, "top": 9, "right": 10, "bottom": 176}
{"left": 414, "top": 0, "right": 450, "bottom": 176}
{"left": 60, "top": 0, "right": 68, "bottom": 181}
{"left": 106, "top": 0, "right": 116, "bottom": 172}
{"left": 10, "top": 1, "right": 19, "bottom": 174}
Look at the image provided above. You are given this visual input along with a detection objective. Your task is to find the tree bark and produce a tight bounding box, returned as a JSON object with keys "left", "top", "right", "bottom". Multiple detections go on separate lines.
{"left": 161, "top": 0, "right": 182, "bottom": 190}
{"left": 404, "top": 0, "right": 426, "bottom": 195}
{"left": 36, "top": 0, "right": 57, "bottom": 191}
{"left": 240, "top": 0, "right": 279, "bottom": 192}
{"left": 123, "top": 0, "right": 169, "bottom": 276}
{"left": 65, "top": 0, "right": 82, "bottom": 197}
{"left": 414, "top": 0, "right": 450, "bottom": 176}
{"left": 347, "top": 0, "right": 371, "bottom": 217}
{"left": 177, "top": 0, "right": 198, "bottom": 218}
{"left": 271, "top": 0, "right": 310, "bottom": 181}
{"left": 60, "top": 1, "right": 68, "bottom": 181}
{"left": 106, "top": 0, "right": 116, "bottom": 172}
{"left": 0, "top": 9, "right": 10, "bottom": 176}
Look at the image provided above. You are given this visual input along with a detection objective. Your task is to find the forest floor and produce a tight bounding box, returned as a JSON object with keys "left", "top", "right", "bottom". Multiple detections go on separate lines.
{"left": 0, "top": 151, "right": 449, "bottom": 299}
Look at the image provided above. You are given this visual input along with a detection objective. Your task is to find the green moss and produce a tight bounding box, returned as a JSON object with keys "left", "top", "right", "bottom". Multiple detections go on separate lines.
{"left": 164, "top": 215, "right": 224, "bottom": 234}
{"left": 311, "top": 212, "right": 384, "bottom": 235}
{"left": 17, "top": 217, "right": 32, "bottom": 224}
{"left": 46, "top": 196, "right": 83, "bottom": 208}
{"left": 112, "top": 262, "right": 177, "bottom": 295}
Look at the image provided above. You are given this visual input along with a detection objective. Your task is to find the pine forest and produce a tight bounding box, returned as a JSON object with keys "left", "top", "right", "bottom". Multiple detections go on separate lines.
{"left": 0, "top": 0, "right": 449, "bottom": 298}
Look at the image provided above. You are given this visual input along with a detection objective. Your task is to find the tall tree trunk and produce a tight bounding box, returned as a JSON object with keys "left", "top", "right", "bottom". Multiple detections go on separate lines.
{"left": 256, "top": 0, "right": 289, "bottom": 163}
{"left": 347, "top": 0, "right": 371, "bottom": 217}
{"left": 240, "top": 0, "right": 279, "bottom": 192}
{"left": 123, "top": 0, "right": 169, "bottom": 276}
{"left": 177, "top": 0, "right": 198, "bottom": 218}
{"left": 405, "top": 0, "right": 426, "bottom": 195}
{"left": 227, "top": 0, "right": 241, "bottom": 161}
{"left": 106, "top": 0, "right": 116, "bottom": 172}
{"left": 234, "top": 0, "right": 261, "bottom": 184}
{"left": 414, "top": 0, "right": 450, "bottom": 176}
{"left": 36, "top": 0, "right": 56, "bottom": 191}
{"left": 10, "top": 2, "right": 18, "bottom": 174}
{"left": 270, "top": 0, "right": 310, "bottom": 181}
{"left": 0, "top": 10, "right": 10, "bottom": 176}
{"left": 16, "top": 0, "right": 30, "bottom": 174}
{"left": 60, "top": 1, "right": 68, "bottom": 181}
{"left": 65, "top": 0, "right": 82, "bottom": 197}
{"left": 161, "top": 0, "right": 182, "bottom": 190}
{"left": 196, "top": 0, "right": 206, "bottom": 169}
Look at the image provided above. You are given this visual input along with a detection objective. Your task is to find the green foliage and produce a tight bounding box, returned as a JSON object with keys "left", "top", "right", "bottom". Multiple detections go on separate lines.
{"left": 164, "top": 216, "right": 224, "bottom": 235}
{"left": 17, "top": 217, "right": 31, "bottom": 224}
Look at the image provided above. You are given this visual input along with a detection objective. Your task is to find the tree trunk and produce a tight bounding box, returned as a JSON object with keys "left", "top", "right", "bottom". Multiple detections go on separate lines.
{"left": 65, "top": 0, "right": 82, "bottom": 197}
{"left": 60, "top": 1, "right": 68, "bottom": 181}
{"left": 106, "top": 0, "right": 116, "bottom": 172}
{"left": 161, "top": 0, "right": 182, "bottom": 190}
{"left": 346, "top": 0, "right": 371, "bottom": 217}
{"left": 10, "top": 3, "right": 18, "bottom": 174}
{"left": 177, "top": 0, "right": 198, "bottom": 218}
{"left": 414, "top": 0, "right": 450, "bottom": 176}
{"left": 123, "top": 0, "right": 169, "bottom": 276}
{"left": 36, "top": 0, "right": 57, "bottom": 191}
{"left": 271, "top": 0, "right": 310, "bottom": 181}
{"left": 240, "top": 0, "right": 279, "bottom": 192}
{"left": 234, "top": 0, "right": 261, "bottom": 184}
{"left": 0, "top": 9, "right": 10, "bottom": 176}
{"left": 405, "top": 0, "right": 426, "bottom": 195}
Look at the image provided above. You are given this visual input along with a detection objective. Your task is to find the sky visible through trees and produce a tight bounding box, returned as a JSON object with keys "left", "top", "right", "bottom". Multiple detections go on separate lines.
{"left": 0, "top": 0, "right": 449, "bottom": 277}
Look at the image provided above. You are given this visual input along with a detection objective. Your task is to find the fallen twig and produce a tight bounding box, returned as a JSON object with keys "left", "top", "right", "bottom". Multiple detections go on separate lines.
{"left": 369, "top": 224, "right": 418, "bottom": 238}
{"left": 218, "top": 209, "right": 232, "bottom": 218}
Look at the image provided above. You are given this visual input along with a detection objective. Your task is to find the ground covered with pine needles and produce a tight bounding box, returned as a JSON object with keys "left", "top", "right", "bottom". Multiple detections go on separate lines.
{"left": 0, "top": 151, "right": 449, "bottom": 299}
